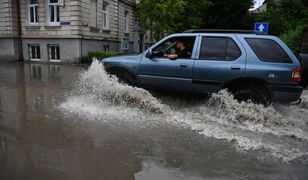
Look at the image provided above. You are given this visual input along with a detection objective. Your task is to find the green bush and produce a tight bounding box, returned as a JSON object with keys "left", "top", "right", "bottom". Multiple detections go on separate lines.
{"left": 88, "top": 51, "right": 125, "bottom": 60}
{"left": 280, "top": 25, "right": 305, "bottom": 53}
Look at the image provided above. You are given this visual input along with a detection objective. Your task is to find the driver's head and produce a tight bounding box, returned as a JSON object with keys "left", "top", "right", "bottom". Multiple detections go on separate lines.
{"left": 176, "top": 41, "right": 185, "bottom": 49}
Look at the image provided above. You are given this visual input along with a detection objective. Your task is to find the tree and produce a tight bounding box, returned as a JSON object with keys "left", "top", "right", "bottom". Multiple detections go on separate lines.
{"left": 136, "top": 0, "right": 209, "bottom": 42}
{"left": 257, "top": 0, "right": 308, "bottom": 51}
{"left": 137, "top": 0, "right": 186, "bottom": 42}
{"left": 202, "top": 0, "right": 254, "bottom": 29}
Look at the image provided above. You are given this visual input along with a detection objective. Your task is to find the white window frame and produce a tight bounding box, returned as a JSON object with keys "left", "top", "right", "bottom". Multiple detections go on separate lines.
{"left": 48, "top": 44, "right": 61, "bottom": 62}
{"left": 103, "top": 44, "right": 110, "bottom": 52}
{"left": 47, "top": 0, "right": 60, "bottom": 26}
{"left": 121, "top": 38, "right": 129, "bottom": 50}
{"left": 28, "top": 0, "right": 39, "bottom": 25}
{"left": 28, "top": 44, "right": 41, "bottom": 61}
{"left": 124, "top": 11, "right": 129, "bottom": 32}
{"left": 102, "top": 2, "right": 109, "bottom": 29}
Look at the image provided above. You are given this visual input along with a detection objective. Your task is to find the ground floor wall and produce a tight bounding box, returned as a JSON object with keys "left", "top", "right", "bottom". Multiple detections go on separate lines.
{"left": 0, "top": 38, "right": 19, "bottom": 61}
{"left": 1, "top": 37, "right": 138, "bottom": 63}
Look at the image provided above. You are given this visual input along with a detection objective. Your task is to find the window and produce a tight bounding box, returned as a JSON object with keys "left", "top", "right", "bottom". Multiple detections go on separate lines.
{"left": 48, "top": 45, "right": 60, "bottom": 61}
{"left": 124, "top": 11, "right": 129, "bottom": 32}
{"left": 102, "top": 2, "right": 109, "bottom": 29}
{"left": 199, "top": 37, "right": 241, "bottom": 61}
{"left": 29, "top": 0, "right": 38, "bottom": 24}
{"left": 122, "top": 39, "right": 129, "bottom": 50}
{"left": 152, "top": 36, "right": 196, "bottom": 59}
{"left": 28, "top": 44, "right": 41, "bottom": 61}
{"left": 104, "top": 45, "right": 110, "bottom": 52}
{"left": 48, "top": 0, "right": 60, "bottom": 25}
{"left": 246, "top": 38, "right": 292, "bottom": 63}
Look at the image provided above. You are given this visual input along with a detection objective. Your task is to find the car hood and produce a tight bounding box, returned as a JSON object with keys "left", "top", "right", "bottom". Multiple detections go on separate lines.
{"left": 102, "top": 54, "right": 142, "bottom": 63}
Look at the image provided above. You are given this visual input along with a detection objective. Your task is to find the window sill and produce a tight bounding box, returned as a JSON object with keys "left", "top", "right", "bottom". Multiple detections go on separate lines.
{"left": 30, "top": 59, "right": 41, "bottom": 61}
{"left": 25, "top": 25, "right": 40, "bottom": 29}
{"left": 102, "top": 28, "right": 111, "bottom": 33}
{"left": 45, "top": 23, "right": 61, "bottom": 29}
{"left": 50, "top": 60, "right": 61, "bottom": 62}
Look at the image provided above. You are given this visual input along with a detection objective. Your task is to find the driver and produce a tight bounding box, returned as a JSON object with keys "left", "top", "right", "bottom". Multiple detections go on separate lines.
{"left": 165, "top": 41, "right": 191, "bottom": 59}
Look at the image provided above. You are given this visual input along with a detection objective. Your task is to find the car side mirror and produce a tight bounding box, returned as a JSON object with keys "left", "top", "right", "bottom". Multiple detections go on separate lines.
{"left": 146, "top": 50, "right": 153, "bottom": 58}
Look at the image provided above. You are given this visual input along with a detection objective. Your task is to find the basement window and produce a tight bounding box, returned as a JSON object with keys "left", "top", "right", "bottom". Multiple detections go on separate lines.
{"left": 28, "top": 44, "right": 41, "bottom": 61}
{"left": 48, "top": 44, "right": 61, "bottom": 62}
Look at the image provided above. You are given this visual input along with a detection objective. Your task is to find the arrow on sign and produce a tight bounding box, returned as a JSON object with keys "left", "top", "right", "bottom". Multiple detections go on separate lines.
{"left": 258, "top": 24, "right": 265, "bottom": 32}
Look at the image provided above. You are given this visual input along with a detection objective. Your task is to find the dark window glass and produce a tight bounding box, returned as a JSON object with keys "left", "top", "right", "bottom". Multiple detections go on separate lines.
{"left": 50, "top": 6, "right": 54, "bottom": 22}
{"left": 246, "top": 38, "right": 292, "bottom": 63}
{"left": 56, "top": 6, "right": 60, "bottom": 22}
{"left": 37, "top": 46, "right": 41, "bottom": 59}
{"left": 35, "top": 6, "right": 38, "bottom": 22}
{"left": 199, "top": 37, "right": 241, "bottom": 61}
{"left": 30, "top": 7, "right": 34, "bottom": 22}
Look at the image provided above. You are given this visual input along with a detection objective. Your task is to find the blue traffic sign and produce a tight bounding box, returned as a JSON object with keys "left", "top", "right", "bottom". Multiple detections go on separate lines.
{"left": 254, "top": 22, "right": 269, "bottom": 34}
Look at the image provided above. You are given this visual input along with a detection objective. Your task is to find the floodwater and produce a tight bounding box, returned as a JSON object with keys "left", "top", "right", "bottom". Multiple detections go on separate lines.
{"left": 0, "top": 61, "right": 308, "bottom": 180}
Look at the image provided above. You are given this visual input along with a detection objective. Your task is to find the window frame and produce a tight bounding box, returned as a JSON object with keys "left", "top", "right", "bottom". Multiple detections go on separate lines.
{"left": 28, "top": 44, "right": 41, "bottom": 61}
{"left": 151, "top": 36, "right": 197, "bottom": 60}
{"left": 48, "top": 44, "right": 61, "bottom": 62}
{"left": 102, "top": 2, "right": 109, "bottom": 29}
{"left": 198, "top": 36, "right": 242, "bottom": 61}
{"left": 47, "top": 0, "right": 60, "bottom": 26}
{"left": 245, "top": 38, "right": 292, "bottom": 64}
{"left": 121, "top": 38, "right": 129, "bottom": 51}
{"left": 28, "top": 0, "right": 39, "bottom": 25}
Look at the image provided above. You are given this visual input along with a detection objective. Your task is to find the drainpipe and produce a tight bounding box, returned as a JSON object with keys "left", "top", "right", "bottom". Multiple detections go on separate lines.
{"left": 16, "top": 0, "right": 23, "bottom": 62}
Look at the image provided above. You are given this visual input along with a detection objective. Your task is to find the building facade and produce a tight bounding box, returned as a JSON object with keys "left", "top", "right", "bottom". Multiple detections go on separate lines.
{"left": 0, "top": 0, "right": 148, "bottom": 63}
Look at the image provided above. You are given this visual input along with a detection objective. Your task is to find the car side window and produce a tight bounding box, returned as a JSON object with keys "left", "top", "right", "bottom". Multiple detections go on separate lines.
{"left": 199, "top": 37, "right": 241, "bottom": 61}
{"left": 245, "top": 38, "right": 292, "bottom": 63}
{"left": 152, "top": 36, "right": 196, "bottom": 59}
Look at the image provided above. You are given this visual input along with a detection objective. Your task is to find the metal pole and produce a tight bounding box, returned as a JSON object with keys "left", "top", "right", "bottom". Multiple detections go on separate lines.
{"left": 16, "top": 0, "right": 24, "bottom": 62}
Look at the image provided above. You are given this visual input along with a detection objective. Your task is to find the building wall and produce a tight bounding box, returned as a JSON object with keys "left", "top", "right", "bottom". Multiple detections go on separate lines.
{"left": 0, "top": 0, "right": 143, "bottom": 63}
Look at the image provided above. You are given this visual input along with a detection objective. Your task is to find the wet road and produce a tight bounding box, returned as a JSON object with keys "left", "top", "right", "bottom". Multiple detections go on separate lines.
{"left": 0, "top": 62, "right": 308, "bottom": 180}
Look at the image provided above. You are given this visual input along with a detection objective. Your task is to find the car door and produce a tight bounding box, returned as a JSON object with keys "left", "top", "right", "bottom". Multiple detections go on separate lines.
{"left": 138, "top": 35, "right": 198, "bottom": 92}
{"left": 193, "top": 34, "right": 246, "bottom": 93}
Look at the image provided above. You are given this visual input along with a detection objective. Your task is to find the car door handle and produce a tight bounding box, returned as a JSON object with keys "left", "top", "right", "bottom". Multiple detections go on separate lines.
{"left": 231, "top": 66, "right": 241, "bottom": 70}
{"left": 180, "top": 64, "right": 188, "bottom": 68}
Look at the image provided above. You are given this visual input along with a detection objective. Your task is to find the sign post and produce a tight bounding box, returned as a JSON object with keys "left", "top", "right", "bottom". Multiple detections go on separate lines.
{"left": 254, "top": 22, "right": 269, "bottom": 34}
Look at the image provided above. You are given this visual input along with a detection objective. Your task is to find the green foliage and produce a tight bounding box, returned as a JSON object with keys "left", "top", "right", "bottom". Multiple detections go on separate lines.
{"left": 203, "top": 0, "right": 254, "bottom": 29}
{"left": 137, "top": 0, "right": 209, "bottom": 42}
{"left": 88, "top": 51, "right": 127, "bottom": 60}
{"left": 280, "top": 25, "right": 305, "bottom": 53}
{"left": 257, "top": 0, "right": 308, "bottom": 51}
{"left": 257, "top": 0, "right": 308, "bottom": 35}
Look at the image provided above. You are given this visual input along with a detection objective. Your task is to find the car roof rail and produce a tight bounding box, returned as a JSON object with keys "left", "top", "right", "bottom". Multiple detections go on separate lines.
{"left": 183, "top": 29, "right": 259, "bottom": 34}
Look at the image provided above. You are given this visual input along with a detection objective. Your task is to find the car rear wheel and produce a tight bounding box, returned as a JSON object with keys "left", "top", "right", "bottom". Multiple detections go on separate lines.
{"left": 230, "top": 84, "right": 271, "bottom": 106}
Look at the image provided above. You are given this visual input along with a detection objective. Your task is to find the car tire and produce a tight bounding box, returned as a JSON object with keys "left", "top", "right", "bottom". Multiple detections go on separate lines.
{"left": 115, "top": 72, "right": 136, "bottom": 87}
{"left": 230, "top": 84, "right": 271, "bottom": 106}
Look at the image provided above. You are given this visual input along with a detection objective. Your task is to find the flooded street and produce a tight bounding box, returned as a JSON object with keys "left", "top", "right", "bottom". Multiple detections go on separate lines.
{"left": 0, "top": 61, "right": 308, "bottom": 180}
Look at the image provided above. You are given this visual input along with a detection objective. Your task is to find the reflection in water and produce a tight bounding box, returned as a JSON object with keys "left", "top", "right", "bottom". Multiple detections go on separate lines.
{"left": 0, "top": 62, "right": 307, "bottom": 180}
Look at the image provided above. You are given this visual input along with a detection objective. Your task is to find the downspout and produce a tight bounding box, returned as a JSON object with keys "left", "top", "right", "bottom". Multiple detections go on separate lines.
{"left": 16, "top": 0, "right": 23, "bottom": 61}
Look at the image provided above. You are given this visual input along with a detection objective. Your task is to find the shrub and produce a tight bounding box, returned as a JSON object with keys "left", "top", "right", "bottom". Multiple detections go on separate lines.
{"left": 88, "top": 51, "right": 125, "bottom": 60}
{"left": 280, "top": 25, "right": 305, "bottom": 53}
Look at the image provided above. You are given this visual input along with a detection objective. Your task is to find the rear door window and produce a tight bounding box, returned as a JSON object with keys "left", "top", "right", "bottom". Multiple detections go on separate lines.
{"left": 199, "top": 37, "right": 241, "bottom": 61}
{"left": 245, "top": 38, "right": 292, "bottom": 63}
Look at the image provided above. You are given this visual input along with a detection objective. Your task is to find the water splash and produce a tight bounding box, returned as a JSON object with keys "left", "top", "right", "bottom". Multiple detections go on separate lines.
{"left": 60, "top": 59, "right": 308, "bottom": 163}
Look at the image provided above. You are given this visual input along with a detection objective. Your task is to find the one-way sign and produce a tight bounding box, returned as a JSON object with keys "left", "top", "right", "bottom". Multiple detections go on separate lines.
{"left": 254, "top": 22, "right": 269, "bottom": 34}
